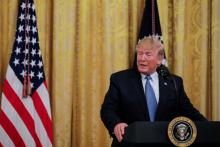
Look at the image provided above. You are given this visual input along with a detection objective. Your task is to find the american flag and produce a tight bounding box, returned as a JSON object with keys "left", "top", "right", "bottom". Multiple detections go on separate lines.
{"left": 0, "top": 0, "right": 53, "bottom": 146}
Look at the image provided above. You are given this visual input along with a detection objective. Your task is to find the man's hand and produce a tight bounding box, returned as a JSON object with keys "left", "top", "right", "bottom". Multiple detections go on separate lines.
{"left": 114, "top": 123, "right": 128, "bottom": 142}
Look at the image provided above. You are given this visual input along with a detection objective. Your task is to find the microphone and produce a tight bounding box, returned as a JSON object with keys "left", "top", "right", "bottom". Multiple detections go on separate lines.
{"left": 156, "top": 64, "right": 177, "bottom": 91}
{"left": 156, "top": 64, "right": 181, "bottom": 116}
{"left": 156, "top": 64, "right": 171, "bottom": 81}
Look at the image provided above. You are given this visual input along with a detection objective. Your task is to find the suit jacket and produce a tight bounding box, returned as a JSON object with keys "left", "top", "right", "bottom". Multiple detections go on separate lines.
{"left": 100, "top": 68, "right": 206, "bottom": 147}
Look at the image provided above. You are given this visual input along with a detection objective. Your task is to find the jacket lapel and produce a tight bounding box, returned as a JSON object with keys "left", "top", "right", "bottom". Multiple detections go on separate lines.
{"left": 131, "top": 70, "right": 149, "bottom": 120}
{"left": 155, "top": 75, "right": 171, "bottom": 120}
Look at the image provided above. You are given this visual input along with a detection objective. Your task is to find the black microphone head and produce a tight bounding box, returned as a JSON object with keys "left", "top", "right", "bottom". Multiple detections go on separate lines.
{"left": 156, "top": 64, "right": 171, "bottom": 81}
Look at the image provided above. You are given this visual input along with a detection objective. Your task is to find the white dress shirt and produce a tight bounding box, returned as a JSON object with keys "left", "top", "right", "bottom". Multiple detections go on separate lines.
{"left": 141, "top": 72, "right": 159, "bottom": 104}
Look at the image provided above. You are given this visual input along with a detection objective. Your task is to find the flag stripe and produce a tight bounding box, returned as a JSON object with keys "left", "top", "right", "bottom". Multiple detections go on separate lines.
{"left": 0, "top": 108, "right": 26, "bottom": 147}
{"left": 34, "top": 109, "right": 53, "bottom": 147}
{"left": 1, "top": 94, "right": 36, "bottom": 146}
{"left": 3, "top": 79, "right": 42, "bottom": 147}
{"left": 37, "top": 82, "right": 52, "bottom": 118}
{"left": 0, "top": 122, "right": 15, "bottom": 147}
{"left": 6, "top": 66, "right": 23, "bottom": 100}
{"left": 32, "top": 90, "right": 53, "bottom": 143}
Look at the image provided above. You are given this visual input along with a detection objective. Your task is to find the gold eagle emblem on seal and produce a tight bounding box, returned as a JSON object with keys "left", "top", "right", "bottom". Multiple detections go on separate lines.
{"left": 168, "top": 116, "right": 197, "bottom": 147}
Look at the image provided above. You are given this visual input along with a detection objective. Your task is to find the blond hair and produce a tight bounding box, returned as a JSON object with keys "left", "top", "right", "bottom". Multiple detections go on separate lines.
{"left": 136, "top": 36, "right": 165, "bottom": 59}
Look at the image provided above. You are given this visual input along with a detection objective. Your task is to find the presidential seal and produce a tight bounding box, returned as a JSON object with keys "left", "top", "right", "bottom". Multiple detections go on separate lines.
{"left": 168, "top": 116, "right": 197, "bottom": 147}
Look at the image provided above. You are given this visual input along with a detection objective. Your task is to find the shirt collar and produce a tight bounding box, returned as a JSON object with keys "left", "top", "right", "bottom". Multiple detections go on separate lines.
{"left": 141, "top": 71, "right": 158, "bottom": 81}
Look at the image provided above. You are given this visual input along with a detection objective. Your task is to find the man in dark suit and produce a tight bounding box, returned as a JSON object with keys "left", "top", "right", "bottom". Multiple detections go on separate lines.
{"left": 100, "top": 36, "right": 206, "bottom": 147}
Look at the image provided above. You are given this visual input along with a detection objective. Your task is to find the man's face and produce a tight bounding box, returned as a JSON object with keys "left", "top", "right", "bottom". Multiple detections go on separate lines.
{"left": 136, "top": 41, "right": 161, "bottom": 75}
